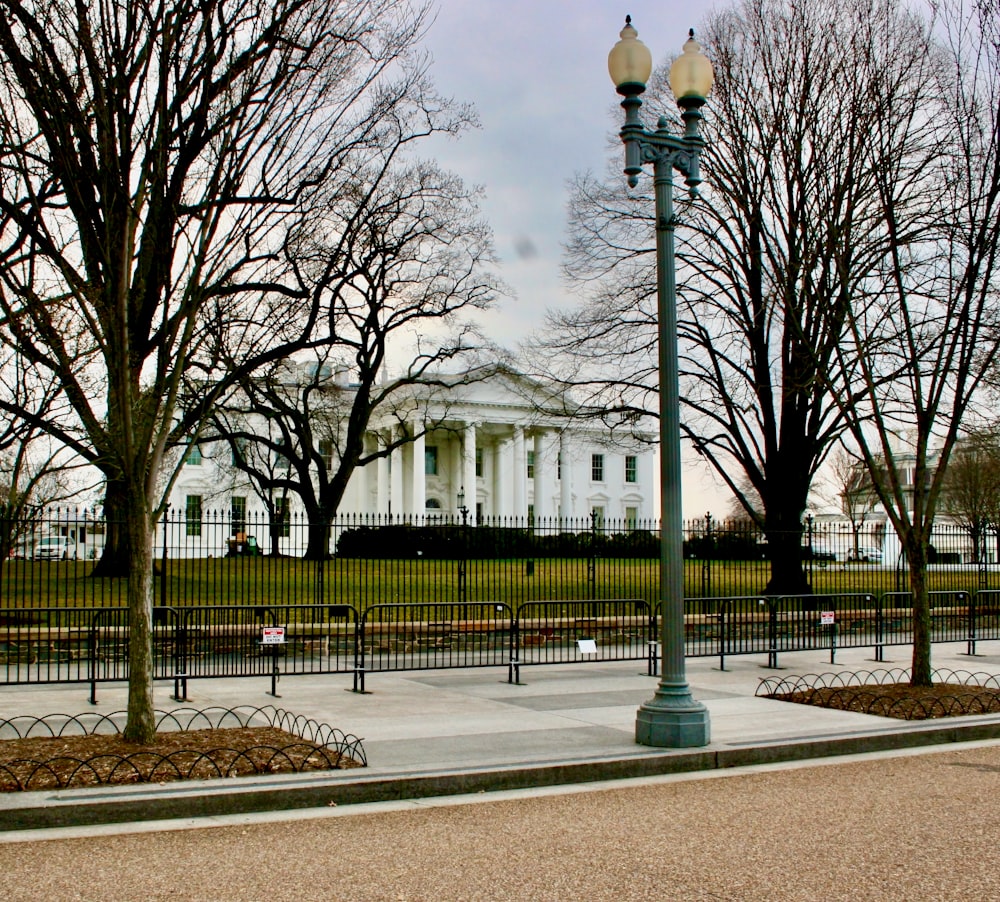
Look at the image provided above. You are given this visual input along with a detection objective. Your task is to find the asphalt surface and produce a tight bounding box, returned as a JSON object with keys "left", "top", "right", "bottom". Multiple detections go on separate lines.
{"left": 3, "top": 643, "right": 1000, "bottom": 899}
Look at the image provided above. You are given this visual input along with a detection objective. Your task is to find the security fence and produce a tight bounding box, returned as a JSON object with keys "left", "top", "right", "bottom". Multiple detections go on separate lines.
{"left": 5, "top": 509, "right": 1000, "bottom": 612}
{"left": 4, "top": 590, "right": 1000, "bottom": 699}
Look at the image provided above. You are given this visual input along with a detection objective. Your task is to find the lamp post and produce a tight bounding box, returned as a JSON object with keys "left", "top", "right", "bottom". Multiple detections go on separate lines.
{"left": 608, "top": 18, "right": 712, "bottom": 747}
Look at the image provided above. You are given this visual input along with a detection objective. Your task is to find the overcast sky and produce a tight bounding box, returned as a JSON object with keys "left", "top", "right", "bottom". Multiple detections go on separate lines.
{"left": 420, "top": 1, "right": 733, "bottom": 517}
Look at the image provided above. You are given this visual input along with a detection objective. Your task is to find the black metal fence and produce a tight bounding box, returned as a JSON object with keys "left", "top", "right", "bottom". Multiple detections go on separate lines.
{"left": 6, "top": 590, "right": 1000, "bottom": 699}
{"left": 5, "top": 509, "right": 1000, "bottom": 611}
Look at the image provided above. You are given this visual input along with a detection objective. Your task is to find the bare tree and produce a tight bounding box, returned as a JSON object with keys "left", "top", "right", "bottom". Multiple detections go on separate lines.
{"left": 531, "top": 0, "right": 932, "bottom": 594}
{"left": 200, "top": 158, "right": 500, "bottom": 559}
{"left": 940, "top": 430, "right": 1000, "bottom": 564}
{"left": 0, "top": 353, "right": 93, "bottom": 561}
{"left": 825, "top": 1, "right": 1000, "bottom": 685}
{"left": 0, "top": 0, "right": 462, "bottom": 741}
{"left": 823, "top": 446, "right": 883, "bottom": 559}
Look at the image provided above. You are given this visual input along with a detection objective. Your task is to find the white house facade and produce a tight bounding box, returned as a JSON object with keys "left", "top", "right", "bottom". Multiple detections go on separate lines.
{"left": 168, "top": 369, "right": 655, "bottom": 545}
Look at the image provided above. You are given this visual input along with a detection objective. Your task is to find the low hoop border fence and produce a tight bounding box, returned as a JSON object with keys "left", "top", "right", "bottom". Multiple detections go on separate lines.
{"left": 5, "top": 590, "right": 1000, "bottom": 699}
{"left": 755, "top": 668, "right": 1000, "bottom": 720}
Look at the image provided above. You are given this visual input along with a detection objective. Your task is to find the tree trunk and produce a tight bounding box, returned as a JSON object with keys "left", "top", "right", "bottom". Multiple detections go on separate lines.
{"left": 907, "top": 536, "right": 933, "bottom": 687}
{"left": 763, "top": 526, "right": 812, "bottom": 596}
{"left": 91, "top": 478, "right": 131, "bottom": 578}
{"left": 303, "top": 518, "right": 332, "bottom": 560}
{"left": 762, "top": 463, "right": 812, "bottom": 596}
{"left": 122, "top": 489, "right": 156, "bottom": 743}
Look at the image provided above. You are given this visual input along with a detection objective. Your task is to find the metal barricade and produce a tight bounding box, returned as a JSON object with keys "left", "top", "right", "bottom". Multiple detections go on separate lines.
{"left": 356, "top": 602, "right": 514, "bottom": 692}
{"left": 512, "top": 599, "right": 652, "bottom": 683}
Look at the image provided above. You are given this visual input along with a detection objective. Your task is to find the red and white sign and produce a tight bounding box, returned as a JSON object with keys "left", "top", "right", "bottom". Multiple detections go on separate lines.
{"left": 821, "top": 611, "right": 835, "bottom": 625}
{"left": 262, "top": 626, "right": 286, "bottom": 645}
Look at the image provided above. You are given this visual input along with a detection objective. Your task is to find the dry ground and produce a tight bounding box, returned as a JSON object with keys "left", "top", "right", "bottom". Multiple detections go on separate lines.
{"left": 0, "top": 725, "right": 361, "bottom": 792}
{"left": 778, "top": 681, "right": 1000, "bottom": 717}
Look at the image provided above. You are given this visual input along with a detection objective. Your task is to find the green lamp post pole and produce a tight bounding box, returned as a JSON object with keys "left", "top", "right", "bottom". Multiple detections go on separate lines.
{"left": 608, "top": 18, "right": 713, "bottom": 747}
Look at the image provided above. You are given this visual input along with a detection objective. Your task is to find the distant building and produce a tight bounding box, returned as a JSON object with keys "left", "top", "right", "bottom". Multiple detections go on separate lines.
{"left": 168, "top": 368, "right": 655, "bottom": 552}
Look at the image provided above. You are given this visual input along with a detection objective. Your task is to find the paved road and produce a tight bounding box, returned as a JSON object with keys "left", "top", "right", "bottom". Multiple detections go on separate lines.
{"left": 3, "top": 741, "right": 1000, "bottom": 901}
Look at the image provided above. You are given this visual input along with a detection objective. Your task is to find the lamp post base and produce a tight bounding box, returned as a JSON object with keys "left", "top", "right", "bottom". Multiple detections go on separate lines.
{"left": 635, "top": 684, "right": 711, "bottom": 748}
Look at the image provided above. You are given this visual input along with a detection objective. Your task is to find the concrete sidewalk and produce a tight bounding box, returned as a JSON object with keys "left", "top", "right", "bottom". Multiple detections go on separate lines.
{"left": 4, "top": 642, "right": 1000, "bottom": 831}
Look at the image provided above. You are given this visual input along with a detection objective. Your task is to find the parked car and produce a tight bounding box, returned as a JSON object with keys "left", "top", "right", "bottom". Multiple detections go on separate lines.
{"left": 33, "top": 536, "right": 78, "bottom": 561}
{"left": 847, "top": 546, "right": 882, "bottom": 563}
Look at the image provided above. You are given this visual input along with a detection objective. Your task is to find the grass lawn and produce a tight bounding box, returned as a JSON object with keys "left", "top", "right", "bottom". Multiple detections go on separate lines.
{"left": 0, "top": 556, "right": 994, "bottom": 612}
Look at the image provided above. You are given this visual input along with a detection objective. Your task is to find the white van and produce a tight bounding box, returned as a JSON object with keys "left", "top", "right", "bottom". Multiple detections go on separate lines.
{"left": 34, "top": 536, "right": 78, "bottom": 561}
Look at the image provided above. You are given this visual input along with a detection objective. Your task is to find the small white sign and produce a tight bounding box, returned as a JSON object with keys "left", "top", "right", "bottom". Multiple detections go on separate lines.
{"left": 262, "top": 626, "right": 286, "bottom": 645}
{"left": 821, "top": 611, "right": 835, "bottom": 625}
{"left": 577, "top": 638, "right": 598, "bottom": 655}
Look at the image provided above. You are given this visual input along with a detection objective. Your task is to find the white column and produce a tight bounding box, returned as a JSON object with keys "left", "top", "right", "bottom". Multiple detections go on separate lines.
{"left": 495, "top": 438, "right": 510, "bottom": 519}
{"left": 560, "top": 431, "right": 573, "bottom": 523}
{"left": 512, "top": 427, "right": 527, "bottom": 520}
{"left": 534, "top": 431, "right": 553, "bottom": 523}
{"left": 411, "top": 424, "right": 425, "bottom": 521}
{"left": 463, "top": 422, "right": 477, "bottom": 516}
{"left": 356, "top": 433, "right": 370, "bottom": 514}
{"left": 390, "top": 430, "right": 404, "bottom": 519}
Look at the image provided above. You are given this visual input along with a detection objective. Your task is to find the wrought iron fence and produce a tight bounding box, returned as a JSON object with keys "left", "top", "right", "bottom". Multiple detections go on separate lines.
{"left": 5, "top": 509, "right": 1000, "bottom": 611}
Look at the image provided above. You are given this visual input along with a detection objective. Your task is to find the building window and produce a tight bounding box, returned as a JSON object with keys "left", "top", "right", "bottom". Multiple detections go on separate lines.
{"left": 231, "top": 496, "right": 247, "bottom": 535}
{"left": 275, "top": 444, "right": 290, "bottom": 472}
{"left": 272, "top": 496, "right": 290, "bottom": 538}
{"left": 591, "top": 453, "right": 604, "bottom": 482}
{"left": 527, "top": 503, "right": 535, "bottom": 526}
{"left": 625, "top": 506, "right": 638, "bottom": 528}
{"left": 591, "top": 505, "right": 605, "bottom": 528}
{"left": 231, "top": 438, "right": 247, "bottom": 466}
{"left": 475, "top": 448, "right": 483, "bottom": 477}
{"left": 319, "top": 439, "right": 334, "bottom": 470}
{"left": 185, "top": 495, "right": 202, "bottom": 536}
{"left": 527, "top": 450, "right": 535, "bottom": 479}
{"left": 185, "top": 444, "right": 202, "bottom": 467}
{"left": 625, "top": 455, "right": 638, "bottom": 483}
{"left": 425, "top": 445, "right": 438, "bottom": 476}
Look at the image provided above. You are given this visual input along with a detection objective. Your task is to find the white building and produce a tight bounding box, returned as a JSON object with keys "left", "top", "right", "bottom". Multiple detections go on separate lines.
{"left": 169, "top": 369, "right": 655, "bottom": 545}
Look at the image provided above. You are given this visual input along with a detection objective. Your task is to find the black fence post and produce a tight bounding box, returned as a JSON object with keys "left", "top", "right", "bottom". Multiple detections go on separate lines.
{"left": 719, "top": 600, "right": 728, "bottom": 672}
{"left": 354, "top": 610, "right": 367, "bottom": 693}
{"left": 160, "top": 507, "right": 169, "bottom": 608}
{"left": 508, "top": 603, "right": 520, "bottom": 684}
{"left": 172, "top": 607, "right": 190, "bottom": 702}
{"left": 767, "top": 598, "right": 779, "bottom": 669}
{"left": 88, "top": 608, "right": 100, "bottom": 705}
{"left": 588, "top": 510, "right": 598, "bottom": 603}
{"left": 701, "top": 512, "right": 713, "bottom": 598}
{"left": 875, "top": 594, "right": 885, "bottom": 662}
{"left": 968, "top": 590, "right": 977, "bottom": 656}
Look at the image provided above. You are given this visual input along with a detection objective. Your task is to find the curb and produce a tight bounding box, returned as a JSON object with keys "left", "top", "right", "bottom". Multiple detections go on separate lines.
{"left": 4, "top": 716, "right": 1000, "bottom": 832}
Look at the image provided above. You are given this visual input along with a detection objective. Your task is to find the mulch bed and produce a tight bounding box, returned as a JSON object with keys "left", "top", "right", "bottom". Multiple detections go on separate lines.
{"left": 781, "top": 682, "right": 1000, "bottom": 719}
{"left": 0, "top": 726, "right": 362, "bottom": 792}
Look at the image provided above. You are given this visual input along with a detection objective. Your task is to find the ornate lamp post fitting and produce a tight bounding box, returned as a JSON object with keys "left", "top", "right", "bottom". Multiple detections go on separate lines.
{"left": 608, "top": 18, "right": 713, "bottom": 748}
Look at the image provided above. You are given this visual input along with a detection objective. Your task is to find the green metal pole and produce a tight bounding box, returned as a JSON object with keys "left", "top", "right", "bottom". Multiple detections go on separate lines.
{"left": 634, "top": 146, "right": 710, "bottom": 748}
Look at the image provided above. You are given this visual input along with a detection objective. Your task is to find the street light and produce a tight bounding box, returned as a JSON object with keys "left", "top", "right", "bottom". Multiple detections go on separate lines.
{"left": 608, "top": 17, "right": 713, "bottom": 747}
